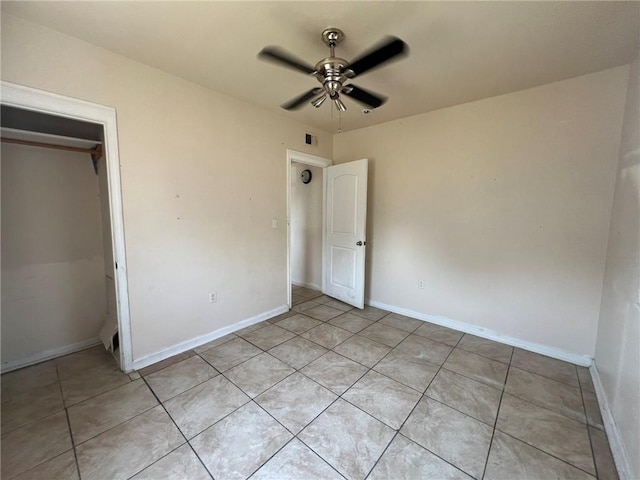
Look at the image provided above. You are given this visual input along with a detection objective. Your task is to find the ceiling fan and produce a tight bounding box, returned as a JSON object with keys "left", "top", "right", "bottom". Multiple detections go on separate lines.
{"left": 258, "top": 28, "right": 408, "bottom": 112}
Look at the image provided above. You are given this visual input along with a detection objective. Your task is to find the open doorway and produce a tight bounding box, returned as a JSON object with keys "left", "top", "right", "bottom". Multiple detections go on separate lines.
{"left": 286, "top": 150, "right": 331, "bottom": 307}
{"left": 1, "top": 82, "right": 132, "bottom": 372}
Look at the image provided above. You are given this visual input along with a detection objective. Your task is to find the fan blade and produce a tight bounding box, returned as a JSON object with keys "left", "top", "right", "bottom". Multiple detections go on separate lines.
{"left": 281, "top": 88, "right": 324, "bottom": 110}
{"left": 343, "top": 84, "right": 387, "bottom": 109}
{"left": 346, "top": 37, "right": 408, "bottom": 77}
{"left": 258, "top": 46, "right": 316, "bottom": 75}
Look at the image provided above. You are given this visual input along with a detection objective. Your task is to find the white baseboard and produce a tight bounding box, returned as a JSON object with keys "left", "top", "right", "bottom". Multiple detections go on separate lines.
{"left": 366, "top": 299, "right": 593, "bottom": 367}
{"left": 292, "top": 281, "right": 321, "bottom": 291}
{"left": 590, "top": 362, "right": 632, "bottom": 480}
{"left": 131, "top": 305, "right": 289, "bottom": 372}
{"left": 1, "top": 337, "right": 102, "bottom": 373}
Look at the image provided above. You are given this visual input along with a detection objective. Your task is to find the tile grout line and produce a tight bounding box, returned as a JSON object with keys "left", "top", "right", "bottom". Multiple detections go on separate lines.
{"left": 54, "top": 360, "right": 83, "bottom": 480}
{"left": 578, "top": 363, "right": 601, "bottom": 479}
{"left": 479, "top": 346, "right": 514, "bottom": 480}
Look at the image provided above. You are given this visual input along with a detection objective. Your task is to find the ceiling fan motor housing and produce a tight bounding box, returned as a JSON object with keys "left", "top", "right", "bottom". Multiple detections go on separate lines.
{"left": 315, "top": 57, "right": 349, "bottom": 98}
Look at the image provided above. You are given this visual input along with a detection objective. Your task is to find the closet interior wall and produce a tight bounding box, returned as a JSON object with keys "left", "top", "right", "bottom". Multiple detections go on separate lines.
{"left": 1, "top": 131, "right": 111, "bottom": 370}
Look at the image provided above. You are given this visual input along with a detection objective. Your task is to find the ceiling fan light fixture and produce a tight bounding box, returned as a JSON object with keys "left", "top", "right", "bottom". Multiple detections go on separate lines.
{"left": 333, "top": 97, "right": 347, "bottom": 112}
{"left": 311, "top": 94, "right": 327, "bottom": 108}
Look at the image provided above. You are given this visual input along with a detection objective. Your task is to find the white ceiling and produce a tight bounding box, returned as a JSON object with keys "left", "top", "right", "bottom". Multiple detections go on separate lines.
{"left": 3, "top": 1, "right": 639, "bottom": 133}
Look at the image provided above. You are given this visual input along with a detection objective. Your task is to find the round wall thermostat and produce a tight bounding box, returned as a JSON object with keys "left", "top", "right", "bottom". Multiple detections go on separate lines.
{"left": 301, "top": 169, "right": 312, "bottom": 184}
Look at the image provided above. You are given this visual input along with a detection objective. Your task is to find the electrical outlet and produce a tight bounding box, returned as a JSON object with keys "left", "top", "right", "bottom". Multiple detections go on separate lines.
{"left": 418, "top": 280, "right": 425, "bottom": 289}
{"left": 209, "top": 292, "right": 217, "bottom": 303}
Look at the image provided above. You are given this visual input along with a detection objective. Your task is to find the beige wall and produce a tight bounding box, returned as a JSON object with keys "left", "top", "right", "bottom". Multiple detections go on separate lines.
{"left": 290, "top": 163, "right": 323, "bottom": 290}
{"left": 0, "top": 13, "right": 332, "bottom": 360}
{"left": 595, "top": 57, "right": 640, "bottom": 478}
{"left": 334, "top": 66, "right": 628, "bottom": 357}
{"left": 1, "top": 143, "right": 106, "bottom": 364}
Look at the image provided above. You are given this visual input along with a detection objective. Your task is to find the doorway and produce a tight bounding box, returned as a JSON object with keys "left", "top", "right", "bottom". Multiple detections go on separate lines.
{"left": 286, "top": 150, "right": 331, "bottom": 308}
{"left": 1, "top": 82, "right": 133, "bottom": 372}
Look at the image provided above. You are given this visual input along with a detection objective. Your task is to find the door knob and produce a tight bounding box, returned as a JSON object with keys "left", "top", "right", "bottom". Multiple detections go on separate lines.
{"left": 356, "top": 241, "right": 365, "bottom": 246}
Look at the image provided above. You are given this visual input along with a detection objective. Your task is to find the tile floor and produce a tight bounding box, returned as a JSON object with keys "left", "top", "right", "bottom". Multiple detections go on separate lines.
{"left": 1, "top": 285, "right": 619, "bottom": 480}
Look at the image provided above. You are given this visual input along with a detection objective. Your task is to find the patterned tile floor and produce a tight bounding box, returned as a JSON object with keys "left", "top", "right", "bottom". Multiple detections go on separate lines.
{"left": 1, "top": 286, "right": 619, "bottom": 479}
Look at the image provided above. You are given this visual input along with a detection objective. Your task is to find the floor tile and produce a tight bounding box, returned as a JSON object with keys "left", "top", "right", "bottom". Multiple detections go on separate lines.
{"left": 484, "top": 431, "right": 594, "bottom": 480}
{"left": 457, "top": 334, "right": 513, "bottom": 364}
{"left": 164, "top": 375, "right": 250, "bottom": 439}
{"left": 76, "top": 405, "right": 184, "bottom": 480}
{"left": 293, "top": 287, "right": 322, "bottom": 299}
{"left": 369, "top": 434, "right": 472, "bottom": 480}
{"left": 199, "top": 337, "right": 262, "bottom": 372}
{"left": 190, "top": 402, "right": 292, "bottom": 480}
{"left": 577, "top": 366, "right": 595, "bottom": 393}
{"left": 129, "top": 371, "right": 141, "bottom": 380}
{"left": 256, "top": 373, "right": 337, "bottom": 433}
{"left": 373, "top": 350, "right": 439, "bottom": 392}
{"left": 131, "top": 444, "right": 211, "bottom": 480}
{"left": 1, "top": 410, "right": 72, "bottom": 479}
{"left": 225, "top": 352, "right": 294, "bottom": 397}
{"left": 138, "top": 350, "right": 196, "bottom": 377}
{"left": 505, "top": 367, "right": 585, "bottom": 422}
{"left": 1, "top": 360, "right": 58, "bottom": 400}
{"left": 301, "top": 351, "right": 368, "bottom": 395}
{"left": 300, "top": 323, "right": 353, "bottom": 349}
{"left": 251, "top": 438, "right": 343, "bottom": 480}
{"left": 496, "top": 393, "right": 595, "bottom": 474}
{"left": 56, "top": 346, "right": 115, "bottom": 377}
{"left": 426, "top": 368, "right": 502, "bottom": 425}
{"left": 321, "top": 298, "right": 354, "bottom": 312}
{"left": 68, "top": 379, "right": 158, "bottom": 444}
{"left": 13, "top": 450, "right": 79, "bottom": 480}
{"left": 59, "top": 363, "right": 131, "bottom": 406}
{"left": 302, "top": 304, "right": 345, "bottom": 321}
{"left": 292, "top": 300, "right": 322, "bottom": 313}
{"left": 583, "top": 390, "right": 604, "bottom": 429}
{"left": 379, "top": 313, "right": 423, "bottom": 332}
{"left": 146, "top": 356, "right": 218, "bottom": 402}
{"left": 358, "top": 323, "right": 409, "bottom": 347}
{"left": 511, "top": 349, "right": 579, "bottom": 387}
{"left": 235, "top": 321, "right": 269, "bottom": 336}
{"left": 343, "top": 371, "right": 421, "bottom": 429}
{"left": 240, "top": 324, "right": 296, "bottom": 350}
{"left": 333, "top": 335, "right": 391, "bottom": 367}
{"left": 328, "top": 312, "right": 374, "bottom": 333}
{"left": 268, "top": 337, "right": 328, "bottom": 369}
{"left": 401, "top": 396, "right": 493, "bottom": 479}
{"left": 310, "top": 294, "right": 333, "bottom": 303}
{"left": 395, "top": 334, "right": 453, "bottom": 366}
{"left": 350, "top": 305, "right": 389, "bottom": 321}
{"left": 266, "top": 310, "right": 297, "bottom": 324}
{"left": 589, "top": 426, "right": 619, "bottom": 480}
{"left": 193, "top": 334, "right": 237, "bottom": 354}
{"left": 413, "top": 322, "right": 463, "bottom": 346}
{"left": 292, "top": 293, "right": 307, "bottom": 304}
{"left": 299, "top": 399, "right": 395, "bottom": 480}
{"left": 274, "top": 313, "right": 322, "bottom": 334}
{"left": 443, "top": 348, "right": 508, "bottom": 389}
{"left": 1, "top": 381, "right": 64, "bottom": 433}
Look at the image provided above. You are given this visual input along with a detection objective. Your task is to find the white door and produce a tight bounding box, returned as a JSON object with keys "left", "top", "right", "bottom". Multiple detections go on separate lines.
{"left": 323, "top": 159, "right": 368, "bottom": 308}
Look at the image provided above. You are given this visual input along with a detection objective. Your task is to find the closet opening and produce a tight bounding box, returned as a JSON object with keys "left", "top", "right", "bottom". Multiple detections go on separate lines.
{"left": 0, "top": 85, "right": 131, "bottom": 372}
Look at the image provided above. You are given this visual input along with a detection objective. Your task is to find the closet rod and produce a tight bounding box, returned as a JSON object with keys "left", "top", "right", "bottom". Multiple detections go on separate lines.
{"left": 1, "top": 137, "right": 102, "bottom": 158}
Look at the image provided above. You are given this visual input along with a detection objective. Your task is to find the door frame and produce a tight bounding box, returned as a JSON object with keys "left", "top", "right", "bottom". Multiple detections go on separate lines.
{"left": 1, "top": 81, "right": 134, "bottom": 372}
{"left": 286, "top": 149, "right": 332, "bottom": 308}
